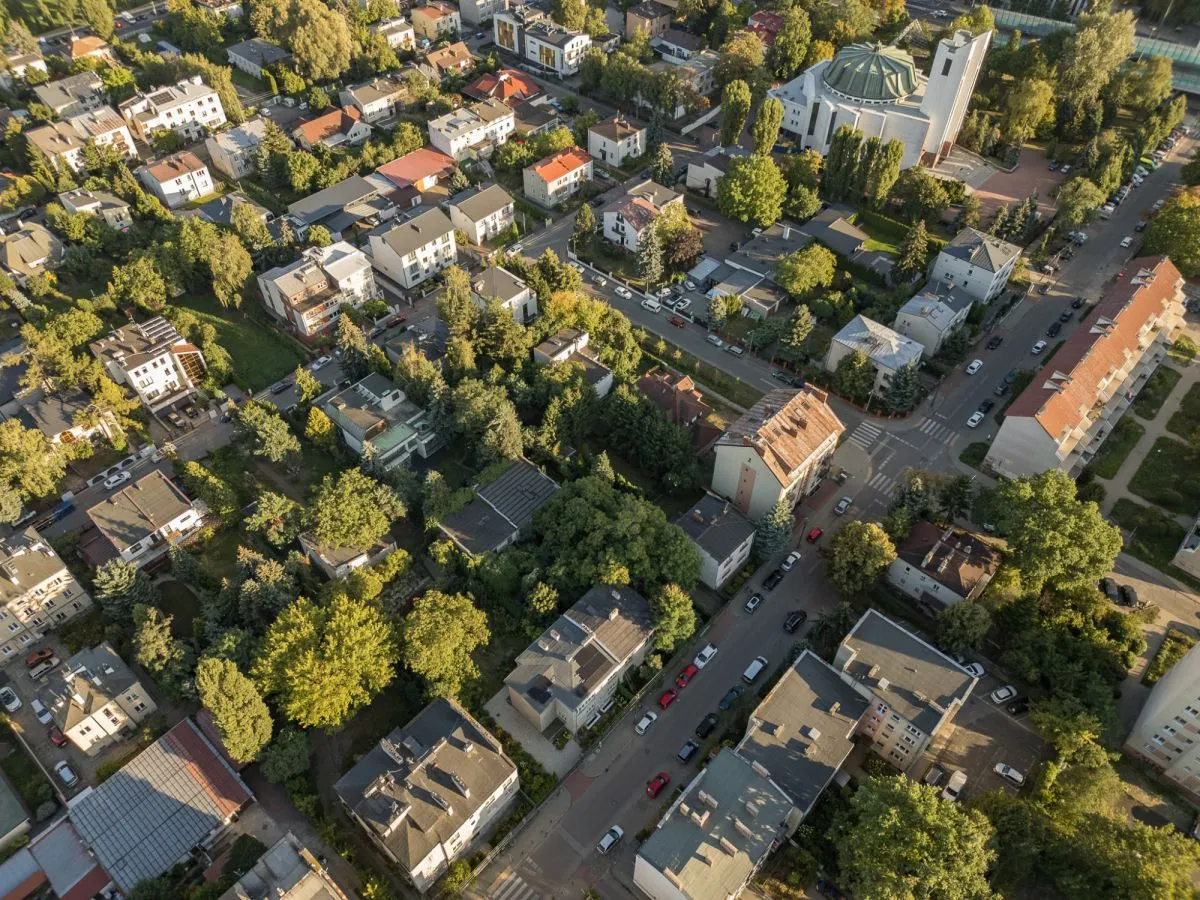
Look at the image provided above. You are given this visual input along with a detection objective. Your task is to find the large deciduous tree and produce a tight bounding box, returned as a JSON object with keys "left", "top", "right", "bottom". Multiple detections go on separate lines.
{"left": 1144, "top": 187, "right": 1200, "bottom": 278}
{"left": 715, "top": 30, "right": 765, "bottom": 87}
{"left": 720, "top": 79, "right": 752, "bottom": 148}
{"left": 400, "top": 591, "right": 490, "bottom": 699}
{"left": 309, "top": 469, "right": 405, "bottom": 551}
{"left": 827, "top": 521, "right": 896, "bottom": 596}
{"left": 751, "top": 97, "right": 784, "bottom": 155}
{"left": 196, "top": 657, "right": 273, "bottom": 762}
{"left": 717, "top": 154, "right": 785, "bottom": 226}
{"left": 937, "top": 601, "right": 992, "bottom": 657}
{"left": 769, "top": 7, "right": 811, "bottom": 79}
{"left": 235, "top": 400, "right": 300, "bottom": 463}
{"left": 651, "top": 583, "right": 696, "bottom": 651}
{"left": 775, "top": 244, "right": 836, "bottom": 297}
{"left": 1054, "top": 177, "right": 1106, "bottom": 230}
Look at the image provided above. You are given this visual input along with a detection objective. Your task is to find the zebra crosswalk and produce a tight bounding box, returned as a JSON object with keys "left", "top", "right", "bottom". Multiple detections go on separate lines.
{"left": 866, "top": 471, "right": 896, "bottom": 495}
{"left": 488, "top": 873, "right": 539, "bottom": 900}
{"left": 916, "top": 417, "right": 958, "bottom": 444}
{"left": 847, "top": 421, "right": 883, "bottom": 450}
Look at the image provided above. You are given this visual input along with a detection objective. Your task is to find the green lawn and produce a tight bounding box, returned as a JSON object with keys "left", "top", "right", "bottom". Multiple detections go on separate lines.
{"left": 959, "top": 442, "right": 988, "bottom": 470}
{"left": 1109, "top": 497, "right": 1186, "bottom": 570}
{"left": 639, "top": 336, "right": 765, "bottom": 410}
{"left": 192, "top": 528, "right": 244, "bottom": 584}
{"left": 1089, "top": 415, "right": 1145, "bottom": 479}
{"left": 1167, "top": 382, "right": 1200, "bottom": 440}
{"left": 1133, "top": 366, "right": 1182, "bottom": 420}
{"left": 1128, "top": 437, "right": 1200, "bottom": 516}
{"left": 177, "top": 293, "right": 305, "bottom": 391}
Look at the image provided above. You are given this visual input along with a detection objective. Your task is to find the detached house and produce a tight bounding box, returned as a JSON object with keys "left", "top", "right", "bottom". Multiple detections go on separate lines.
{"left": 67, "top": 107, "right": 137, "bottom": 160}
{"left": 0, "top": 223, "right": 63, "bottom": 287}
{"left": 428, "top": 98, "right": 514, "bottom": 160}
{"left": 505, "top": 585, "right": 654, "bottom": 732}
{"left": 205, "top": 117, "right": 274, "bottom": 180}
{"left": 711, "top": 387, "right": 843, "bottom": 521}
{"left": 90, "top": 316, "right": 207, "bottom": 413}
{"left": 602, "top": 179, "right": 684, "bottom": 252}
{"left": 78, "top": 470, "right": 205, "bottom": 569}
{"left": 119, "top": 76, "right": 226, "bottom": 144}
{"left": 892, "top": 280, "right": 973, "bottom": 356}
{"left": 625, "top": 1, "right": 672, "bottom": 38}
{"left": 523, "top": 146, "right": 592, "bottom": 208}
{"left": 291, "top": 106, "right": 372, "bottom": 151}
{"left": 638, "top": 368, "right": 716, "bottom": 450}
{"left": 339, "top": 76, "right": 408, "bottom": 123}
{"left": 464, "top": 69, "right": 540, "bottom": 106}
{"left": 532, "top": 328, "right": 613, "bottom": 397}
{"left": 928, "top": 227, "right": 1021, "bottom": 304}
{"left": 0, "top": 49, "right": 46, "bottom": 89}
{"left": 675, "top": 492, "right": 755, "bottom": 589}
{"left": 258, "top": 242, "right": 379, "bottom": 341}
{"left": 437, "top": 458, "right": 558, "bottom": 557}
{"left": 587, "top": 116, "right": 646, "bottom": 166}
{"left": 824, "top": 315, "right": 923, "bottom": 393}
{"left": 472, "top": 265, "right": 536, "bottom": 323}
{"left": 59, "top": 189, "right": 132, "bottom": 230}
{"left": 226, "top": 38, "right": 291, "bottom": 79}
{"left": 412, "top": 1, "right": 462, "bottom": 39}
{"left": 138, "top": 152, "right": 214, "bottom": 208}
{"left": 447, "top": 183, "right": 514, "bottom": 245}
{"left": 24, "top": 122, "right": 86, "bottom": 174}
{"left": 887, "top": 522, "right": 1001, "bottom": 613}
{"left": 40, "top": 643, "right": 157, "bottom": 756}
{"left": 370, "top": 17, "right": 415, "bottom": 49}
{"left": 368, "top": 206, "right": 458, "bottom": 291}
{"left": 423, "top": 41, "right": 474, "bottom": 77}
{"left": 321, "top": 373, "right": 441, "bottom": 470}
{"left": 33, "top": 72, "right": 106, "bottom": 117}
{"left": 376, "top": 147, "right": 457, "bottom": 191}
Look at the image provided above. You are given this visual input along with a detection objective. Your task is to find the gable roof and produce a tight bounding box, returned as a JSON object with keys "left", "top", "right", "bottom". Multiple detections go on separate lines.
{"left": 659, "top": 28, "right": 702, "bottom": 51}
{"left": 376, "top": 147, "right": 456, "bottom": 188}
{"left": 464, "top": 69, "right": 540, "bottom": 105}
{"left": 1, "top": 222, "right": 63, "bottom": 279}
{"left": 293, "top": 106, "right": 365, "bottom": 146}
{"left": 832, "top": 315, "right": 923, "bottom": 370}
{"left": 287, "top": 175, "right": 378, "bottom": 224}
{"left": 472, "top": 265, "right": 528, "bottom": 304}
{"left": 715, "top": 387, "right": 844, "bottom": 487}
{"left": 939, "top": 226, "right": 1020, "bottom": 273}
{"left": 528, "top": 146, "right": 591, "bottom": 183}
{"left": 375, "top": 206, "right": 454, "bottom": 258}
{"left": 603, "top": 179, "right": 681, "bottom": 233}
{"left": 450, "top": 183, "right": 513, "bottom": 222}
{"left": 437, "top": 459, "right": 559, "bottom": 555}
{"left": 226, "top": 38, "right": 291, "bottom": 68}
{"left": 81, "top": 469, "right": 195, "bottom": 558}
{"left": 797, "top": 204, "right": 869, "bottom": 258}
{"left": 896, "top": 280, "right": 974, "bottom": 333}
{"left": 68, "top": 36, "right": 109, "bottom": 59}
{"left": 145, "top": 151, "right": 207, "bottom": 183}
{"left": 675, "top": 492, "right": 754, "bottom": 563}
{"left": 16, "top": 385, "right": 90, "bottom": 437}
{"left": 425, "top": 41, "right": 473, "bottom": 73}
{"left": 590, "top": 116, "right": 645, "bottom": 142}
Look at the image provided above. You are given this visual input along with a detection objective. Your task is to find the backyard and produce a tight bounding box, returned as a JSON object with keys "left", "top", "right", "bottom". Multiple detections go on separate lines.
{"left": 157, "top": 580, "right": 202, "bottom": 638}
{"left": 178, "top": 293, "right": 305, "bottom": 392}
{"left": 1166, "top": 381, "right": 1200, "bottom": 440}
{"left": 1109, "top": 498, "right": 1187, "bottom": 570}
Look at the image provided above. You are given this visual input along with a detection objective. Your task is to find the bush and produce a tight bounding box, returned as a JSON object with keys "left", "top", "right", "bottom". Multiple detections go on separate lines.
{"left": 1144, "top": 628, "right": 1197, "bottom": 685}
{"left": 1173, "top": 335, "right": 1198, "bottom": 361}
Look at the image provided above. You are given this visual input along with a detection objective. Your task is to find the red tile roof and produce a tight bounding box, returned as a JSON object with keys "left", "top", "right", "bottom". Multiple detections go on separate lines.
{"left": 426, "top": 40, "right": 473, "bottom": 73}
{"left": 1004, "top": 256, "right": 1183, "bottom": 440}
{"left": 69, "top": 36, "right": 109, "bottom": 59}
{"left": 145, "top": 151, "right": 207, "bottom": 183}
{"left": 294, "top": 105, "right": 363, "bottom": 146}
{"left": 376, "top": 146, "right": 457, "bottom": 188}
{"left": 464, "top": 68, "right": 540, "bottom": 106}
{"left": 529, "top": 146, "right": 591, "bottom": 183}
{"left": 717, "top": 387, "right": 845, "bottom": 485}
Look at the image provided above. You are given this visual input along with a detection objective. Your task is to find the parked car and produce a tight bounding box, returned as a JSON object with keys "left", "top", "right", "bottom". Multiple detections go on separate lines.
{"left": 994, "top": 382, "right": 1010, "bottom": 397}
{"left": 742, "top": 656, "right": 769, "bottom": 684}
{"left": 1031, "top": 340, "right": 1047, "bottom": 354}
{"left": 744, "top": 593, "right": 763, "bottom": 614}
{"left": 967, "top": 411, "right": 985, "bottom": 428}
{"left": 615, "top": 286, "right": 632, "bottom": 299}
{"left": 30, "top": 698, "right": 52, "bottom": 725}
{"left": 668, "top": 315, "right": 686, "bottom": 327}
{"left": 28, "top": 656, "right": 59, "bottom": 680}
{"left": 763, "top": 569, "right": 784, "bottom": 591}
{"left": 941, "top": 770, "right": 968, "bottom": 801}
{"left": 963, "top": 662, "right": 985, "bottom": 678}
{"left": 784, "top": 610, "right": 808, "bottom": 633}
{"left": 312, "top": 355, "right": 332, "bottom": 370}
{"left": 1072, "top": 297, "right": 1085, "bottom": 309}
{"left": 1059, "top": 310, "right": 1073, "bottom": 323}
{"left": 986, "top": 335, "right": 1003, "bottom": 350}
{"left": 994, "top": 763, "right": 1025, "bottom": 786}
{"left": 646, "top": 773, "right": 670, "bottom": 799}
{"left": 103, "top": 472, "right": 131, "bottom": 490}
{"left": 634, "top": 712, "right": 658, "bottom": 734}
{"left": 693, "top": 644, "right": 718, "bottom": 669}
{"left": 719, "top": 686, "right": 743, "bottom": 710}
{"left": 1006, "top": 697, "right": 1031, "bottom": 716}
{"left": 990, "top": 685, "right": 1017, "bottom": 704}
{"left": 678, "top": 739, "right": 700, "bottom": 762}
{"left": 725, "top": 344, "right": 745, "bottom": 356}
{"left": 675, "top": 664, "right": 698, "bottom": 688}
{"left": 695, "top": 713, "right": 719, "bottom": 739}
{"left": 49, "top": 726, "right": 67, "bottom": 747}
{"left": 25, "top": 648, "right": 54, "bottom": 669}
{"left": 594, "top": 275, "right": 607, "bottom": 287}
{"left": 0, "top": 688, "right": 19, "bottom": 713}
{"left": 1119, "top": 583, "right": 1139, "bottom": 607}
{"left": 834, "top": 496, "right": 853, "bottom": 515}
{"left": 705, "top": 334, "right": 724, "bottom": 348}
{"left": 977, "top": 399, "right": 995, "bottom": 414}
{"left": 657, "top": 689, "right": 678, "bottom": 709}
{"left": 1120, "top": 236, "right": 1134, "bottom": 248}
{"left": 1046, "top": 322, "right": 1062, "bottom": 338}
{"left": 1099, "top": 577, "right": 1120, "bottom": 602}
{"left": 53, "top": 761, "right": 79, "bottom": 788}
{"left": 597, "top": 825, "right": 624, "bottom": 854}
{"left": 806, "top": 527, "right": 823, "bottom": 543}
{"left": 1135, "top": 220, "right": 1148, "bottom": 232}
{"left": 781, "top": 550, "right": 802, "bottom": 571}
{"left": 966, "top": 359, "right": 983, "bottom": 375}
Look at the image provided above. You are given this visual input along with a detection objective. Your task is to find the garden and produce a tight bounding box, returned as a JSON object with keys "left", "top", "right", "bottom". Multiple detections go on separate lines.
{"left": 178, "top": 293, "right": 305, "bottom": 392}
{"left": 1088, "top": 415, "right": 1145, "bottom": 479}
{"left": 1109, "top": 498, "right": 1187, "bottom": 570}
{"left": 1128, "top": 437, "right": 1200, "bottom": 516}
{"left": 1133, "top": 366, "right": 1181, "bottom": 420}
{"left": 1144, "top": 628, "right": 1197, "bottom": 686}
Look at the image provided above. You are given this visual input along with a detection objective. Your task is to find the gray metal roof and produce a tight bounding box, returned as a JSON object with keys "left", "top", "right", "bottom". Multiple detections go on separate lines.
{"left": 896, "top": 281, "right": 974, "bottom": 333}
{"left": 832, "top": 315, "right": 924, "bottom": 371}
{"left": 226, "top": 38, "right": 291, "bottom": 68}
{"left": 940, "top": 227, "right": 1021, "bottom": 273}
{"left": 375, "top": 207, "right": 454, "bottom": 258}
{"left": 83, "top": 470, "right": 195, "bottom": 554}
{"left": 286, "top": 175, "right": 379, "bottom": 225}
{"left": 16, "top": 385, "right": 90, "bottom": 438}
{"left": 477, "top": 458, "right": 560, "bottom": 529}
{"left": 473, "top": 265, "right": 528, "bottom": 304}
{"left": 797, "top": 205, "right": 869, "bottom": 259}
{"left": 675, "top": 492, "right": 754, "bottom": 564}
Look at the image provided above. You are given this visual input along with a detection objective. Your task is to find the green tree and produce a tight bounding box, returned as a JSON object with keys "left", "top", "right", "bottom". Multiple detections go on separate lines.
{"left": 132, "top": 604, "right": 185, "bottom": 674}
{"left": 715, "top": 30, "right": 765, "bottom": 86}
{"left": 1001, "top": 79, "right": 1055, "bottom": 145}
{"left": 937, "top": 601, "right": 992, "bottom": 657}
{"left": 751, "top": 97, "right": 784, "bottom": 155}
{"left": 552, "top": 0, "right": 587, "bottom": 30}
{"left": 863, "top": 139, "right": 905, "bottom": 208}
{"left": 179, "top": 459, "right": 238, "bottom": 524}
{"left": 822, "top": 125, "right": 864, "bottom": 203}
{"left": 776, "top": 245, "right": 836, "bottom": 297}
{"left": 1054, "top": 177, "right": 1106, "bottom": 230}
{"left": 836, "top": 776, "right": 997, "bottom": 900}
{"left": 235, "top": 400, "right": 300, "bottom": 463}
{"left": 107, "top": 256, "right": 166, "bottom": 312}
{"left": 1144, "top": 187, "right": 1200, "bottom": 277}
{"left": 720, "top": 79, "right": 752, "bottom": 147}
{"left": 196, "top": 657, "right": 272, "bottom": 762}
{"left": 650, "top": 141, "right": 674, "bottom": 187}
{"left": 651, "top": 583, "right": 696, "bottom": 651}
{"left": 401, "top": 591, "right": 490, "bottom": 699}
{"left": 437, "top": 265, "right": 478, "bottom": 338}
{"left": 253, "top": 592, "right": 398, "bottom": 729}
{"left": 890, "top": 168, "right": 950, "bottom": 222}
{"left": 81, "top": 0, "right": 115, "bottom": 39}
{"left": 572, "top": 202, "right": 596, "bottom": 248}
{"left": 894, "top": 219, "right": 930, "bottom": 282}
{"left": 1058, "top": 10, "right": 1136, "bottom": 109}
{"left": 883, "top": 364, "right": 921, "bottom": 414}
{"left": 755, "top": 498, "right": 793, "bottom": 560}
{"left": 717, "top": 154, "right": 786, "bottom": 227}
{"left": 528, "top": 581, "right": 559, "bottom": 616}
{"left": 827, "top": 521, "right": 896, "bottom": 596}
{"left": 260, "top": 728, "right": 311, "bottom": 783}
{"left": 779, "top": 305, "right": 814, "bottom": 358}
{"left": 450, "top": 378, "right": 523, "bottom": 464}
{"left": 833, "top": 350, "right": 874, "bottom": 403}
{"left": 293, "top": 366, "right": 323, "bottom": 403}
{"left": 637, "top": 224, "right": 664, "bottom": 286}
{"left": 938, "top": 474, "right": 975, "bottom": 521}
{"left": 334, "top": 314, "right": 373, "bottom": 380}
{"left": 245, "top": 491, "right": 303, "bottom": 547}
{"left": 309, "top": 469, "right": 405, "bottom": 551}
{"left": 94, "top": 559, "right": 157, "bottom": 623}
{"left": 769, "top": 7, "right": 811, "bottom": 79}
{"left": 304, "top": 405, "right": 336, "bottom": 449}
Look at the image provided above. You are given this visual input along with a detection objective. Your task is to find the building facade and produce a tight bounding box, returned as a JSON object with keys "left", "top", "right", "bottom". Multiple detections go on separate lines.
{"left": 412, "top": 1, "right": 462, "bottom": 39}
{"left": 41, "top": 643, "right": 157, "bottom": 756}
{"left": 588, "top": 116, "right": 647, "bottom": 166}
{"left": 368, "top": 207, "right": 458, "bottom": 290}
{"left": 119, "top": 76, "right": 227, "bottom": 144}
{"left": 494, "top": 1, "right": 591, "bottom": 75}
{"left": 258, "top": 242, "right": 379, "bottom": 340}
{"left": 370, "top": 17, "right": 415, "bottom": 49}
{"left": 138, "top": 152, "right": 214, "bottom": 208}
{"left": 89, "top": 316, "right": 207, "bottom": 413}
{"left": 886, "top": 522, "right": 1001, "bottom": 613}
{"left": 447, "top": 183, "right": 515, "bottom": 244}
{"left": 205, "top": 118, "right": 273, "bottom": 180}
{"left": 472, "top": 265, "right": 536, "bottom": 323}
{"left": 602, "top": 179, "right": 684, "bottom": 253}
{"left": 824, "top": 315, "right": 924, "bottom": 393}
{"left": 0, "top": 528, "right": 92, "bottom": 662}
{"left": 321, "top": 373, "right": 441, "bottom": 469}
{"left": 1124, "top": 640, "right": 1200, "bottom": 803}
{"left": 675, "top": 493, "right": 755, "bottom": 589}
{"left": 892, "top": 281, "right": 973, "bottom": 355}
{"left": 225, "top": 38, "right": 291, "bottom": 78}
{"left": 428, "top": 98, "right": 514, "bottom": 160}
{"left": 927, "top": 227, "right": 1021, "bottom": 304}
{"left": 33, "top": 72, "right": 106, "bottom": 117}
{"left": 59, "top": 189, "right": 132, "bottom": 229}
{"left": 523, "top": 146, "right": 592, "bottom": 207}
{"left": 78, "top": 470, "right": 204, "bottom": 569}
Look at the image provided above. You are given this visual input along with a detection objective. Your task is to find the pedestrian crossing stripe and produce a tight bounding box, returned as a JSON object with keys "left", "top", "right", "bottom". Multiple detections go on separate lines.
{"left": 490, "top": 873, "right": 539, "bottom": 900}
{"left": 917, "top": 417, "right": 957, "bottom": 443}
{"left": 847, "top": 421, "right": 882, "bottom": 449}
{"left": 867, "top": 472, "right": 895, "bottom": 494}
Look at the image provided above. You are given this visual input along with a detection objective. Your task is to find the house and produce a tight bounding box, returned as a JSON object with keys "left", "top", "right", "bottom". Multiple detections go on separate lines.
{"left": 771, "top": 32, "right": 991, "bottom": 169}
{"left": 523, "top": 146, "right": 592, "bottom": 208}
{"left": 448, "top": 183, "right": 514, "bottom": 245}
{"left": 424, "top": 40, "right": 474, "bottom": 77}
{"left": 674, "top": 492, "right": 755, "bottom": 589}
{"left": 89, "top": 316, "right": 207, "bottom": 413}
{"left": 892, "top": 280, "right": 973, "bottom": 356}
{"left": 506, "top": 585, "right": 654, "bottom": 732}
{"left": 23, "top": 121, "right": 86, "bottom": 173}
{"left": 67, "top": 36, "right": 110, "bottom": 62}
{"left": 32, "top": 71, "right": 105, "bottom": 117}
{"left": 0, "top": 527, "right": 92, "bottom": 662}
{"left": 221, "top": 832, "right": 351, "bottom": 900}
{"left": 512, "top": 98, "right": 560, "bottom": 136}
{"left": 376, "top": 147, "right": 458, "bottom": 191}
{"left": 824, "top": 315, "right": 923, "bottom": 393}
{"left": 494, "top": 0, "right": 590, "bottom": 75}
{"left": 641, "top": 51, "right": 718, "bottom": 117}
{"left": 656, "top": 28, "right": 702, "bottom": 61}
{"left": 286, "top": 175, "right": 391, "bottom": 240}
{"left": 226, "top": 38, "right": 291, "bottom": 79}
{"left": 370, "top": 16, "right": 415, "bottom": 49}
{"left": 0, "top": 818, "right": 112, "bottom": 898}
{"left": 737, "top": 650, "right": 869, "bottom": 823}
{"left": 78, "top": 470, "right": 205, "bottom": 569}
{"left": 797, "top": 204, "right": 869, "bottom": 258}
{"left": 986, "top": 257, "right": 1184, "bottom": 479}
{"left": 0, "top": 49, "right": 46, "bottom": 88}
{"left": 205, "top": 117, "right": 274, "bottom": 180}
{"left": 321, "top": 373, "right": 441, "bottom": 469}
{"left": 368, "top": 206, "right": 458, "bottom": 291}
{"left": 472, "top": 265, "right": 536, "bottom": 323}
{"left": 16, "top": 385, "right": 115, "bottom": 445}
{"left": 334, "top": 699, "right": 518, "bottom": 893}
{"left": 138, "top": 152, "right": 214, "bottom": 209}
{"left": 602, "top": 179, "right": 684, "bottom": 252}
{"left": 428, "top": 98, "right": 514, "bottom": 160}
{"left": 39, "top": 642, "right": 157, "bottom": 756}
{"left": 68, "top": 718, "right": 253, "bottom": 894}
{"left": 259, "top": 242, "right": 379, "bottom": 340}
{"left": 532, "top": 328, "right": 613, "bottom": 397}
{"left": 119, "top": 76, "right": 227, "bottom": 144}
{"left": 66, "top": 107, "right": 137, "bottom": 160}
{"left": 887, "top": 522, "right": 1001, "bottom": 613}
{"left": 459, "top": 0, "right": 500, "bottom": 25}
{"left": 1124, "top": 639, "right": 1200, "bottom": 804}
{"left": 412, "top": 1, "right": 462, "bottom": 39}
{"left": 711, "top": 387, "right": 844, "bottom": 521}
{"left": 0, "top": 223, "right": 63, "bottom": 286}
{"left": 187, "top": 191, "right": 270, "bottom": 228}
{"left": 626, "top": 0, "right": 672, "bottom": 38}
{"left": 437, "top": 458, "right": 559, "bottom": 556}
{"left": 746, "top": 9, "right": 783, "bottom": 45}
{"left": 638, "top": 368, "right": 718, "bottom": 450}
{"left": 463, "top": 68, "right": 540, "bottom": 106}
{"left": 633, "top": 748, "right": 795, "bottom": 900}
{"left": 588, "top": 116, "right": 646, "bottom": 167}
{"left": 291, "top": 106, "right": 372, "bottom": 151}
{"left": 929, "top": 226, "right": 1021, "bottom": 304}
{"left": 298, "top": 530, "right": 399, "bottom": 580}
{"left": 0, "top": 771, "right": 28, "bottom": 852}
{"left": 685, "top": 146, "right": 747, "bottom": 197}
{"left": 339, "top": 75, "right": 408, "bottom": 123}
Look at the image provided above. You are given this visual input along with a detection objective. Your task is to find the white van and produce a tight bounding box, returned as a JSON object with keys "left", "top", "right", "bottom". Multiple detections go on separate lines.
{"left": 640, "top": 298, "right": 662, "bottom": 313}
{"left": 742, "top": 656, "right": 768, "bottom": 684}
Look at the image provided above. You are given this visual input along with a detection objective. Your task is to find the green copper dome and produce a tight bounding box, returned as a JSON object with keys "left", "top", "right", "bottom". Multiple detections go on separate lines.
{"left": 822, "top": 42, "right": 918, "bottom": 102}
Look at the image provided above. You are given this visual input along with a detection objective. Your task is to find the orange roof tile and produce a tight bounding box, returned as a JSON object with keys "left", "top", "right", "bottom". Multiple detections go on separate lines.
{"left": 464, "top": 68, "right": 540, "bottom": 105}
{"left": 146, "top": 151, "right": 207, "bottom": 182}
{"left": 529, "top": 146, "right": 591, "bottom": 183}
{"left": 69, "top": 36, "right": 109, "bottom": 58}
{"left": 376, "top": 146, "right": 457, "bottom": 187}
{"left": 294, "top": 106, "right": 363, "bottom": 145}
{"left": 717, "top": 387, "right": 845, "bottom": 485}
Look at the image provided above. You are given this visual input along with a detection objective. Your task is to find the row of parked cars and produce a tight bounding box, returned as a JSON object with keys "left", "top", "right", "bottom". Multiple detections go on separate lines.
{"left": 0, "top": 649, "right": 79, "bottom": 788}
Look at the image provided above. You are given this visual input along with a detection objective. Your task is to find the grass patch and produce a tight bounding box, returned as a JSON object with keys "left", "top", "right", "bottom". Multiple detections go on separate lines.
{"left": 1133, "top": 366, "right": 1182, "bottom": 420}
{"left": 192, "top": 528, "right": 244, "bottom": 583}
{"left": 1088, "top": 415, "right": 1145, "bottom": 480}
{"left": 1109, "top": 497, "right": 1186, "bottom": 570}
{"left": 1128, "top": 437, "right": 1200, "bottom": 516}
{"left": 959, "top": 441, "right": 988, "bottom": 469}
{"left": 177, "top": 293, "right": 304, "bottom": 391}
{"left": 1166, "top": 381, "right": 1200, "bottom": 439}
{"left": 1143, "top": 628, "right": 1197, "bottom": 686}
{"left": 639, "top": 336, "right": 764, "bottom": 410}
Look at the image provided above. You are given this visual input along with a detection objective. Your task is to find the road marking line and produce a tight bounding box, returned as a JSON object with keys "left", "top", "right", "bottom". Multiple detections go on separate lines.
{"left": 490, "top": 873, "right": 538, "bottom": 900}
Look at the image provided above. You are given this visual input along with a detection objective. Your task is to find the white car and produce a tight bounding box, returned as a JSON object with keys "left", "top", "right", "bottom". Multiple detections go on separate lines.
{"left": 103, "top": 472, "right": 131, "bottom": 490}
{"left": 834, "top": 496, "right": 853, "bottom": 515}
{"left": 614, "top": 286, "right": 632, "bottom": 299}
{"left": 311, "top": 355, "right": 331, "bottom": 370}
{"left": 509, "top": 242, "right": 524, "bottom": 254}
{"left": 994, "top": 763, "right": 1025, "bottom": 786}
{"left": 781, "top": 550, "right": 802, "bottom": 572}
{"left": 674, "top": 298, "right": 692, "bottom": 313}
{"left": 53, "top": 760, "right": 79, "bottom": 788}
{"left": 0, "top": 687, "right": 19, "bottom": 713}
{"left": 1031, "top": 340, "right": 1047, "bottom": 355}
{"left": 569, "top": 261, "right": 583, "bottom": 272}
{"left": 1152, "top": 198, "right": 1166, "bottom": 210}
{"left": 963, "top": 662, "right": 985, "bottom": 678}
{"left": 693, "top": 643, "right": 718, "bottom": 669}
{"left": 1120, "top": 236, "right": 1134, "bottom": 248}
{"left": 941, "top": 770, "right": 967, "bottom": 801}
{"left": 594, "top": 276, "right": 607, "bottom": 288}
{"left": 705, "top": 334, "right": 724, "bottom": 348}
{"left": 966, "top": 359, "right": 983, "bottom": 375}
{"left": 30, "top": 698, "right": 52, "bottom": 725}
{"left": 990, "top": 685, "right": 1017, "bottom": 704}
{"left": 933, "top": 7, "right": 950, "bottom": 15}
{"left": 684, "top": 280, "right": 697, "bottom": 291}
{"left": 634, "top": 712, "right": 658, "bottom": 735}
{"left": 657, "top": 287, "right": 673, "bottom": 299}
{"left": 597, "top": 825, "right": 624, "bottom": 854}
{"left": 966, "top": 411, "right": 985, "bottom": 428}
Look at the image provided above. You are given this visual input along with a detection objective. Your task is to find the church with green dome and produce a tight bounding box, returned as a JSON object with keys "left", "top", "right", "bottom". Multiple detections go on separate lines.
{"left": 770, "top": 30, "right": 991, "bottom": 170}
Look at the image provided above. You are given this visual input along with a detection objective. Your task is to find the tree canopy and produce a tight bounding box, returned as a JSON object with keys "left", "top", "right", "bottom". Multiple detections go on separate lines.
{"left": 827, "top": 521, "right": 897, "bottom": 596}
{"left": 400, "top": 591, "right": 490, "bottom": 699}
{"left": 309, "top": 469, "right": 405, "bottom": 551}
{"left": 196, "top": 657, "right": 273, "bottom": 762}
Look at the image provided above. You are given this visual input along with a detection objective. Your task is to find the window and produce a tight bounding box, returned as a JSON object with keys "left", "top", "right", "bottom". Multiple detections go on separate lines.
{"left": 941, "top": 59, "right": 952, "bottom": 76}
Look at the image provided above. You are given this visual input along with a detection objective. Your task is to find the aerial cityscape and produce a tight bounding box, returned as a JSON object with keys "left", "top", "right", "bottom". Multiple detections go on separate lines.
{"left": 0, "top": 0, "right": 1197, "bottom": 897}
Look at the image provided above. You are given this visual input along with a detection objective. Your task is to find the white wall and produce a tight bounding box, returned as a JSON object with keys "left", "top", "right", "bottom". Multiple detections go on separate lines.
{"left": 984, "top": 415, "right": 1062, "bottom": 480}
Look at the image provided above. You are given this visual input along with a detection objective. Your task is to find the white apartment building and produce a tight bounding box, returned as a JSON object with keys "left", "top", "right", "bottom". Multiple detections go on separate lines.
{"left": 986, "top": 257, "right": 1185, "bottom": 480}
{"left": 447, "top": 183, "right": 514, "bottom": 244}
{"left": 0, "top": 528, "right": 92, "bottom": 662}
{"left": 41, "top": 643, "right": 157, "bottom": 756}
{"left": 78, "top": 470, "right": 204, "bottom": 569}
{"left": 494, "top": 0, "right": 591, "bottom": 75}
{"left": 67, "top": 107, "right": 137, "bottom": 161}
{"left": 674, "top": 492, "right": 756, "bottom": 590}
{"left": 368, "top": 207, "right": 458, "bottom": 291}
{"left": 587, "top": 116, "right": 646, "bottom": 166}
{"left": 427, "top": 98, "right": 514, "bottom": 160}
{"left": 1125, "top": 640, "right": 1200, "bottom": 804}
{"left": 258, "top": 242, "right": 379, "bottom": 340}
{"left": 119, "top": 76, "right": 227, "bottom": 144}
{"left": 602, "top": 179, "right": 684, "bottom": 253}
{"left": 891, "top": 281, "right": 973, "bottom": 356}
{"left": 58, "top": 189, "right": 132, "bottom": 230}
{"left": 458, "top": 0, "right": 499, "bottom": 25}
{"left": 89, "top": 316, "right": 207, "bottom": 413}
{"left": 824, "top": 315, "right": 923, "bottom": 393}
{"left": 321, "top": 373, "right": 441, "bottom": 469}
{"left": 370, "top": 17, "right": 415, "bottom": 49}
{"left": 928, "top": 227, "right": 1021, "bottom": 304}
{"left": 523, "top": 146, "right": 592, "bottom": 208}
{"left": 205, "top": 117, "right": 273, "bottom": 180}
{"left": 137, "top": 152, "right": 214, "bottom": 209}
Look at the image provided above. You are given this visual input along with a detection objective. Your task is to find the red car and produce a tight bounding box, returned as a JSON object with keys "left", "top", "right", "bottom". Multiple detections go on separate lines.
{"left": 806, "top": 527, "right": 823, "bottom": 543}
{"left": 658, "top": 689, "right": 678, "bottom": 710}
{"left": 669, "top": 316, "right": 686, "bottom": 328}
{"left": 48, "top": 727, "right": 67, "bottom": 748}
{"left": 25, "top": 648, "right": 54, "bottom": 669}
{"left": 675, "top": 664, "right": 698, "bottom": 688}
{"left": 646, "top": 772, "right": 670, "bottom": 798}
